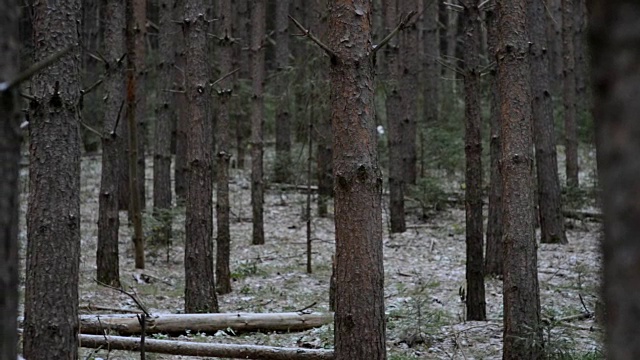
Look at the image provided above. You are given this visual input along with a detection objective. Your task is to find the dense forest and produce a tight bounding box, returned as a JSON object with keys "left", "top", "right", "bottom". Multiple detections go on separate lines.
{"left": 1, "top": 0, "right": 639, "bottom": 359}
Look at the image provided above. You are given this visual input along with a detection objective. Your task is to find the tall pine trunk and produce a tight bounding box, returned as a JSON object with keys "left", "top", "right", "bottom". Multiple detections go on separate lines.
{"left": 562, "top": 0, "right": 579, "bottom": 187}
{"left": 24, "top": 1, "right": 82, "bottom": 358}
{"left": 496, "top": 0, "right": 542, "bottom": 358}
{"left": 183, "top": 0, "right": 218, "bottom": 313}
{"left": 273, "top": 0, "right": 291, "bottom": 183}
{"left": 328, "top": 1, "right": 386, "bottom": 358}
{"left": 97, "top": 0, "right": 125, "bottom": 286}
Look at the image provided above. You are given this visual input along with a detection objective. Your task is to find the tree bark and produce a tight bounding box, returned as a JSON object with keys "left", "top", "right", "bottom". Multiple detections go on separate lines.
{"left": 126, "top": 0, "right": 146, "bottom": 270}
{"left": 135, "top": 0, "right": 147, "bottom": 210}
{"left": 496, "top": 0, "right": 542, "bottom": 358}
{"left": 250, "top": 0, "right": 266, "bottom": 245}
{"left": 562, "top": 0, "right": 579, "bottom": 187}
{"left": 216, "top": 0, "right": 233, "bottom": 295}
{"left": 590, "top": 2, "right": 640, "bottom": 358}
{"left": 174, "top": 0, "right": 187, "bottom": 202}
{"left": 78, "top": 312, "right": 333, "bottom": 335}
{"left": 528, "top": 0, "right": 567, "bottom": 245}
{"left": 461, "top": 0, "right": 486, "bottom": 321}
{"left": 399, "top": 0, "right": 418, "bottom": 186}
{"left": 234, "top": 0, "right": 251, "bottom": 169}
{"left": 24, "top": 1, "right": 82, "bottom": 358}
{"left": 423, "top": 0, "right": 440, "bottom": 126}
{"left": 273, "top": 0, "right": 291, "bottom": 183}
{"left": 547, "top": 0, "right": 563, "bottom": 97}
{"left": 484, "top": 6, "right": 503, "bottom": 278}
{"left": 0, "top": 2, "right": 20, "bottom": 358}
{"left": 183, "top": 0, "right": 218, "bottom": 313}
{"left": 385, "top": 0, "right": 405, "bottom": 233}
{"left": 79, "top": 334, "right": 334, "bottom": 360}
{"left": 152, "top": 0, "right": 175, "bottom": 248}
{"left": 97, "top": 0, "right": 125, "bottom": 287}
{"left": 328, "top": 1, "right": 386, "bottom": 359}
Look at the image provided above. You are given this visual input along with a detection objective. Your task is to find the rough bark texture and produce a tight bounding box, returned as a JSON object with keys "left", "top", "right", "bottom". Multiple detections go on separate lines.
{"left": 562, "top": 0, "right": 579, "bottom": 187}
{"left": 0, "top": 2, "right": 20, "bottom": 358}
{"left": 126, "top": 0, "right": 145, "bottom": 270}
{"left": 399, "top": 0, "right": 418, "bottom": 186}
{"left": 273, "top": 0, "right": 291, "bottom": 183}
{"left": 250, "top": 0, "right": 266, "bottom": 245}
{"left": 385, "top": 0, "right": 405, "bottom": 233}
{"left": 216, "top": 0, "right": 233, "bottom": 295}
{"left": 134, "top": 0, "right": 147, "bottom": 209}
{"left": 528, "top": 0, "right": 567, "bottom": 245}
{"left": 174, "top": 0, "right": 187, "bottom": 201}
{"left": 24, "top": 1, "right": 82, "bottom": 358}
{"left": 97, "top": 0, "right": 125, "bottom": 287}
{"left": 462, "top": 0, "right": 486, "bottom": 321}
{"left": 328, "top": 1, "right": 386, "bottom": 359}
{"left": 496, "top": 0, "right": 542, "bottom": 359}
{"left": 183, "top": 0, "right": 218, "bottom": 313}
{"left": 484, "top": 6, "right": 503, "bottom": 278}
{"left": 590, "top": 2, "right": 640, "bottom": 358}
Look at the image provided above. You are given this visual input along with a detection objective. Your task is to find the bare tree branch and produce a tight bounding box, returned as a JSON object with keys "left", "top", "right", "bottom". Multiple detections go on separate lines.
{"left": 288, "top": 15, "right": 336, "bottom": 60}
{"left": 373, "top": 11, "right": 417, "bottom": 54}
{"left": 1, "top": 44, "right": 75, "bottom": 92}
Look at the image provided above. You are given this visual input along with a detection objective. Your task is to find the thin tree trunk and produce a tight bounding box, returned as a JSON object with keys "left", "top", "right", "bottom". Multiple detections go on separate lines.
{"left": 235, "top": 0, "right": 250, "bottom": 169}
{"left": 562, "top": 0, "right": 579, "bottom": 187}
{"left": 24, "top": 1, "right": 82, "bottom": 358}
{"left": 183, "top": 0, "right": 218, "bottom": 313}
{"left": 423, "top": 0, "right": 440, "bottom": 125}
{"left": 591, "top": 2, "right": 640, "bottom": 358}
{"left": 174, "top": 0, "right": 187, "bottom": 202}
{"left": 528, "top": 0, "right": 567, "bottom": 245}
{"left": 385, "top": 0, "right": 405, "bottom": 233}
{"left": 273, "top": 0, "right": 291, "bottom": 183}
{"left": 399, "top": 0, "right": 418, "bottom": 186}
{"left": 250, "top": 0, "right": 266, "bottom": 245}
{"left": 484, "top": 6, "right": 503, "bottom": 278}
{"left": 127, "top": 0, "right": 146, "bottom": 270}
{"left": 496, "top": 1, "right": 542, "bottom": 358}
{"left": 445, "top": 1, "right": 459, "bottom": 96}
{"left": 0, "top": 3, "right": 20, "bottom": 358}
{"left": 216, "top": 0, "right": 233, "bottom": 295}
{"left": 461, "top": 0, "right": 486, "bottom": 321}
{"left": 573, "top": 0, "right": 588, "bottom": 132}
{"left": 328, "top": 1, "right": 386, "bottom": 358}
{"left": 135, "top": 0, "right": 147, "bottom": 210}
{"left": 97, "top": 0, "right": 125, "bottom": 286}
{"left": 547, "top": 0, "right": 563, "bottom": 97}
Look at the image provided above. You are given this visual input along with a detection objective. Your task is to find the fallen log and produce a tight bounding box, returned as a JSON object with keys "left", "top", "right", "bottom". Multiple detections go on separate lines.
{"left": 79, "top": 334, "right": 334, "bottom": 360}
{"left": 79, "top": 312, "right": 333, "bottom": 336}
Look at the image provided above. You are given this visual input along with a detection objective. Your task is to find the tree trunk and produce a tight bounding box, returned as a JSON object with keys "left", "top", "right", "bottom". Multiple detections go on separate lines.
{"left": 79, "top": 334, "right": 334, "bottom": 360}
{"left": 423, "top": 0, "right": 440, "bottom": 126}
{"left": 234, "top": 0, "right": 251, "bottom": 169}
{"left": 216, "top": 0, "right": 233, "bottom": 295}
{"left": 152, "top": 0, "right": 175, "bottom": 248}
{"left": 24, "top": 1, "right": 82, "bottom": 358}
{"left": 0, "top": 3, "right": 20, "bottom": 358}
{"left": 97, "top": 0, "right": 125, "bottom": 287}
{"left": 484, "top": 6, "right": 503, "bottom": 278}
{"left": 126, "top": 0, "right": 146, "bottom": 270}
{"left": 444, "top": 1, "right": 460, "bottom": 97}
{"left": 547, "top": 0, "right": 563, "bottom": 97}
{"left": 461, "top": 0, "right": 486, "bottom": 321}
{"left": 328, "top": 1, "right": 386, "bottom": 358}
{"left": 590, "top": 2, "right": 640, "bottom": 358}
{"left": 528, "top": 0, "right": 567, "bottom": 245}
{"left": 573, "top": 0, "right": 588, "bottom": 133}
{"left": 135, "top": 0, "right": 147, "bottom": 210}
{"left": 183, "top": 0, "right": 218, "bottom": 313}
{"left": 250, "top": 0, "right": 266, "bottom": 245}
{"left": 174, "top": 0, "right": 187, "bottom": 202}
{"left": 399, "top": 0, "right": 418, "bottom": 186}
{"left": 496, "top": 0, "right": 542, "bottom": 359}
{"left": 562, "top": 0, "right": 579, "bottom": 187}
{"left": 385, "top": 0, "right": 405, "bottom": 233}
{"left": 273, "top": 0, "right": 291, "bottom": 183}
{"left": 77, "top": 312, "right": 333, "bottom": 335}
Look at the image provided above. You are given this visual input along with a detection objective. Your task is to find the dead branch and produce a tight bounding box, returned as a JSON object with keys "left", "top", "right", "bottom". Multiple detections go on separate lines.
{"left": 288, "top": 15, "right": 336, "bottom": 60}
{"left": 1, "top": 44, "right": 75, "bottom": 91}
{"left": 373, "top": 11, "right": 418, "bottom": 54}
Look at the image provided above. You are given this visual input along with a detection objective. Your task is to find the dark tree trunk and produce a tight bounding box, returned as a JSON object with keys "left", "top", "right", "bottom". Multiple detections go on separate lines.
{"left": 152, "top": 0, "right": 175, "bottom": 248}
{"left": 562, "top": 0, "right": 579, "bottom": 187}
{"left": 328, "top": 1, "right": 386, "bottom": 359}
{"left": 496, "top": 1, "right": 542, "bottom": 359}
{"left": 135, "top": 0, "right": 147, "bottom": 209}
{"left": 97, "top": 0, "right": 125, "bottom": 287}
{"left": 24, "top": 1, "right": 82, "bottom": 358}
{"left": 215, "top": 0, "right": 233, "bottom": 295}
{"left": 0, "top": 3, "right": 20, "bottom": 358}
{"left": 484, "top": 6, "right": 503, "bottom": 278}
{"left": 126, "top": 0, "right": 145, "bottom": 269}
{"left": 528, "top": 0, "right": 567, "bottom": 245}
{"left": 250, "top": 0, "right": 266, "bottom": 245}
{"left": 461, "top": 0, "right": 486, "bottom": 321}
{"left": 591, "top": 2, "right": 640, "bottom": 358}
{"left": 423, "top": 0, "right": 440, "bottom": 125}
{"left": 183, "top": 0, "right": 218, "bottom": 313}
{"left": 80, "top": 0, "right": 103, "bottom": 153}
{"left": 547, "top": 0, "right": 563, "bottom": 97}
{"left": 174, "top": 0, "right": 187, "bottom": 202}
{"left": 573, "top": 0, "right": 588, "bottom": 131}
{"left": 399, "top": 0, "right": 418, "bottom": 186}
{"left": 273, "top": 0, "right": 291, "bottom": 183}
{"left": 385, "top": 0, "right": 405, "bottom": 233}
{"left": 234, "top": 0, "right": 250, "bottom": 169}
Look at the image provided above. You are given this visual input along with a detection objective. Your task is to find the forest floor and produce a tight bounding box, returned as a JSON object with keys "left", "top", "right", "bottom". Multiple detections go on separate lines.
{"left": 16, "top": 151, "right": 603, "bottom": 360}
